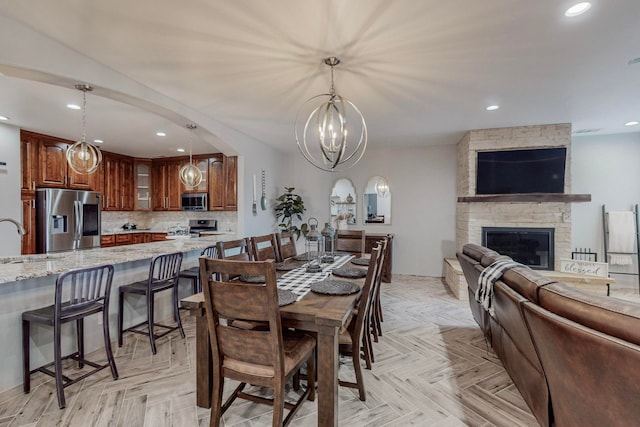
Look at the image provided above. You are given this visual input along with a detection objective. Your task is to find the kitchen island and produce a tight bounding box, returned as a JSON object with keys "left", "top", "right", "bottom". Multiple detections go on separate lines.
{"left": 0, "top": 234, "right": 236, "bottom": 393}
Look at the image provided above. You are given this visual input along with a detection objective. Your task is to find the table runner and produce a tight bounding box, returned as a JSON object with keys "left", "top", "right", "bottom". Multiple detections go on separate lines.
{"left": 278, "top": 255, "right": 353, "bottom": 300}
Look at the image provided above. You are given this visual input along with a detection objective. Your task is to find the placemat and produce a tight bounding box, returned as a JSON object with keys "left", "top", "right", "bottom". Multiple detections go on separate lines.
{"left": 278, "top": 289, "right": 297, "bottom": 306}
{"left": 350, "top": 258, "right": 370, "bottom": 266}
{"left": 292, "top": 253, "right": 313, "bottom": 261}
{"left": 332, "top": 267, "right": 367, "bottom": 279}
{"left": 275, "top": 261, "right": 304, "bottom": 271}
{"left": 278, "top": 254, "right": 354, "bottom": 300}
{"left": 310, "top": 279, "right": 360, "bottom": 295}
{"left": 239, "top": 273, "right": 282, "bottom": 283}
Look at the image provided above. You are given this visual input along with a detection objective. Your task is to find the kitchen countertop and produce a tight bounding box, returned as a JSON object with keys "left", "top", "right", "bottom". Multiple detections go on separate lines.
{"left": 100, "top": 228, "right": 153, "bottom": 235}
{"left": 0, "top": 234, "right": 236, "bottom": 284}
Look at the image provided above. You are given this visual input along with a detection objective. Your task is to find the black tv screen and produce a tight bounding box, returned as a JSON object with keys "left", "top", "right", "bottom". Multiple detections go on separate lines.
{"left": 476, "top": 147, "right": 566, "bottom": 194}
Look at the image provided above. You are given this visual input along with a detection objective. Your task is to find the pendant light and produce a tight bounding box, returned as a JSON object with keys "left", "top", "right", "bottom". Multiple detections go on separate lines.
{"left": 295, "top": 57, "right": 367, "bottom": 172}
{"left": 375, "top": 177, "right": 389, "bottom": 198}
{"left": 66, "top": 84, "right": 102, "bottom": 174}
{"left": 179, "top": 124, "right": 203, "bottom": 188}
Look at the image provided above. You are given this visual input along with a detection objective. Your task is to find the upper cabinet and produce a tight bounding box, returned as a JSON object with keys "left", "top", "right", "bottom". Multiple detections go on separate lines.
{"left": 102, "top": 152, "right": 134, "bottom": 211}
{"left": 134, "top": 159, "right": 152, "bottom": 210}
{"left": 151, "top": 159, "right": 182, "bottom": 211}
{"left": 182, "top": 155, "right": 209, "bottom": 193}
{"left": 36, "top": 133, "right": 98, "bottom": 190}
{"left": 208, "top": 154, "right": 237, "bottom": 211}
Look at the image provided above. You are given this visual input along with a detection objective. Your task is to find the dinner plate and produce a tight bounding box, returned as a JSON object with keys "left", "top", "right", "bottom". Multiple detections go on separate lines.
{"left": 275, "top": 261, "right": 303, "bottom": 271}
{"left": 278, "top": 289, "right": 297, "bottom": 306}
{"left": 310, "top": 280, "right": 360, "bottom": 295}
{"left": 332, "top": 267, "right": 367, "bottom": 279}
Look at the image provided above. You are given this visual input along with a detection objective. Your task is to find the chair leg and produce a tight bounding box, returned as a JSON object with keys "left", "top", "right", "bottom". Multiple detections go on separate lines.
{"left": 173, "top": 283, "right": 185, "bottom": 339}
{"left": 272, "top": 383, "right": 285, "bottom": 427}
{"left": 102, "top": 307, "right": 119, "bottom": 380}
{"left": 148, "top": 292, "right": 156, "bottom": 354}
{"left": 54, "top": 324, "right": 66, "bottom": 408}
{"left": 117, "top": 290, "right": 124, "bottom": 347}
{"left": 210, "top": 368, "right": 224, "bottom": 427}
{"left": 362, "top": 328, "right": 372, "bottom": 370}
{"left": 307, "top": 349, "right": 316, "bottom": 401}
{"left": 22, "top": 319, "right": 30, "bottom": 393}
{"left": 352, "top": 340, "right": 366, "bottom": 401}
{"left": 77, "top": 318, "right": 85, "bottom": 368}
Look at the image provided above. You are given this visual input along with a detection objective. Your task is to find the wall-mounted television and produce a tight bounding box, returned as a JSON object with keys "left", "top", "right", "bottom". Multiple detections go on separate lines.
{"left": 476, "top": 147, "right": 566, "bottom": 195}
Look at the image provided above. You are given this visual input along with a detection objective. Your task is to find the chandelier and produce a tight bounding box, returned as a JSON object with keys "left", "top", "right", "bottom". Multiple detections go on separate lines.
{"left": 179, "top": 124, "right": 203, "bottom": 187}
{"left": 295, "top": 57, "right": 367, "bottom": 172}
{"left": 375, "top": 177, "right": 389, "bottom": 198}
{"left": 66, "top": 84, "right": 102, "bottom": 174}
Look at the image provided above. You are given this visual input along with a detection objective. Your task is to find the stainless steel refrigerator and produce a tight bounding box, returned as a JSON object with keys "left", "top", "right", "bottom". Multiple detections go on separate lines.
{"left": 36, "top": 188, "right": 101, "bottom": 253}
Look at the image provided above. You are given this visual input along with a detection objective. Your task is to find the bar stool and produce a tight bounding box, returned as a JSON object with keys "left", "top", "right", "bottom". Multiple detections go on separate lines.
{"left": 22, "top": 264, "right": 118, "bottom": 409}
{"left": 178, "top": 245, "right": 217, "bottom": 294}
{"left": 118, "top": 252, "right": 184, "bottom": 354}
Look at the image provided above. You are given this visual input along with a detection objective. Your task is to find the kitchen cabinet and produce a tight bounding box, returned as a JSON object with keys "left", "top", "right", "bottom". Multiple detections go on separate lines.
{"left": 115, "top": 234, "right": 133, "bottom": 245}
{"left": 20, "top": 133, "right": 38, "bottom": 193}
{"left": 151, "top": 233, "right": 167, "bottom": 242}
{"left": 208, "top": 154, "right": 237, "bottom": 211}
{"left": 131, "top": 233, "right": 151, "bottom": 244}
{"left": 100, "top": 235, "right": 116, "bottom": 247}
{"left": 134, "top": 159, "right": 152, "bottom": 210}
{"left": 151, "top": 159, "right": 182, "bottom": 211}
{"left": 102, "top": 152, "right": 134, "bottom": 211}
{"left": 21, "top": 195, "right": 36, "bottom": 255}
{"left": 35, "top": 133, "right": 98, "bottom": 190}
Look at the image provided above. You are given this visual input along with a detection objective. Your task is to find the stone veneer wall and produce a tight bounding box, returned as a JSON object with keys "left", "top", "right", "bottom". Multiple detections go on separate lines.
{"left": 456, "top": 123, "right": 572, "bottom": 270}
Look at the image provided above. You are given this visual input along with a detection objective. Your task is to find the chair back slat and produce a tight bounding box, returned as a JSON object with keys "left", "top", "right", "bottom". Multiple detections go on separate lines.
{"left": 201, "top": 245, "right": 217, "bottom": 258}
{"left": 276, "top": 231, "right": 297, "bottom": 262}
{"left": 217, "top": 238, "right": 253, "bottom": 261}
{"left": 56, "top": 264, "right": 114, "bottom": 314}
{"left": 149, "top": 252, "right": 183, "bottom": 286}
{"left": 335, "top": 230, "right": 365, "bottom": 255}
{"left": 251, "top": 234, "right": 279, "bottom": 261}
{"left": 200, "top": 258, "right": 284, "bottom": 374}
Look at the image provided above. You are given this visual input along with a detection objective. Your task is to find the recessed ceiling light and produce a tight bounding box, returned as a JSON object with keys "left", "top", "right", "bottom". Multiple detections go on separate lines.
{"left": 565, "top": 2, "right": 591, "bottom": 17}
{"left": 156, "top": 132, "right": 166, "bottom": 137}
{"left": 0, "top": 115, "right": 8, "bottom": 121}
{"left": 486, "top": 105, "right": 500, "bottom": 111}
{"left": 625, "top": 121, "right": 639, "bottom": 126}
{"left": 93, "top": 139, "right": 103, "bottom": 143}
{"left": 66, "top": 104, "right": 81, "bottom": 110}
{"left": 629, "top": 58, "right": 640, "bottom": 66}
{"left": 176, "top": 148, "right": 185, "bottom": 153}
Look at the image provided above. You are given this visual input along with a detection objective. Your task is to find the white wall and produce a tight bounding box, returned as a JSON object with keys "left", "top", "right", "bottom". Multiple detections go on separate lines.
{"left": 0, "top": 124, "right": 21, "bottom": 256}
{"left": 291, "top": 144, "right": 458, "bottom": 276}
{"left": 572, "top": 132, "right": 640, "bottom": 286}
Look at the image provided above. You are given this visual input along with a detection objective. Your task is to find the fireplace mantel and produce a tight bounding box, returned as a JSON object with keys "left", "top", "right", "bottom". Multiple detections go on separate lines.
{"left": 458, "top": 194, "right": 591, "bottom": 203}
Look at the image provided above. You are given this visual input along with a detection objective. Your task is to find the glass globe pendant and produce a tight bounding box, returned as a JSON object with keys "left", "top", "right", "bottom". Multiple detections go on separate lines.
{"left": 66, "top": 84, "right": 102, "bottom": 174}
{"left": 179, "top": 124, "right": 203, "bottom": 188}
{"left": 375, "top": 177, "right": 389, "bottom": 198}
{"left": 295, "top": 57, "right": 367, "bottom": 172}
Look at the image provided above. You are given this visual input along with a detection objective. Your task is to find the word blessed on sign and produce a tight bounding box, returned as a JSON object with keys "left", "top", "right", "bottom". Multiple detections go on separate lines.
{"left": 559, "top": 258, "right": 609, "bottom": 278}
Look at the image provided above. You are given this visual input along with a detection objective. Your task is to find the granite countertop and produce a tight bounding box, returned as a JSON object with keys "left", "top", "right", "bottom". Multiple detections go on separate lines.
{"left": 0, "top": 234, "right": 236, "bottom": 284}
{"left": 101, "top": 228, "right": 154, "bottom": 236}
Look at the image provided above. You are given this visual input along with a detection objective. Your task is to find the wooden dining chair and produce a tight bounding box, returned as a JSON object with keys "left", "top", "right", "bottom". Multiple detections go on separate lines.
{"left": 335, "top": 229, "right": 366, "bottom": 256}
{"left": 364, "top": 238, "right": 388, "bottom": 367}
{"left": 118, "top": 252, "right": 184, "bottom": 354}
{"left": 199, "top": 258, "right": 316, "bottom": 427}
{"left": 251, "top": 233, "right": 279, "bottom": 261}
{"left": 22, "top": 264, "right": 119, "bottom": 408}
{"left": 338, "top": 244, "right": 382, "bottom": 401}
{"left": 216, "top": 238, "right": 253, "bottom": 261}
{"left": 275, "top": 231, "right": 297, "bottom": 262}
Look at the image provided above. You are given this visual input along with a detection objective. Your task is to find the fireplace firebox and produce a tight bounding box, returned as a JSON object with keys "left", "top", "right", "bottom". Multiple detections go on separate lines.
{"left": 482, "top": 227, "right": 554, "bottom": 270}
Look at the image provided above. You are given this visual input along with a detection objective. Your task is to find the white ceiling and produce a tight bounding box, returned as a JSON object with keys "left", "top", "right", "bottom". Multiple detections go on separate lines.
{"left": 0, "top": 0, "right": 639, "bottom": 157}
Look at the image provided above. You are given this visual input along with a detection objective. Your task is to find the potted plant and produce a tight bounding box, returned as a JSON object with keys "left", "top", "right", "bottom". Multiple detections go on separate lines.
{"left": 275, "top": 187, "right": 309, "bottom": 239}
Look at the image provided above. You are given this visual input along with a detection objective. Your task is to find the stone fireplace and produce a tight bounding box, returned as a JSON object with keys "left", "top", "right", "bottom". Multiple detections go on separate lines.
{"left": 482, "top": 226, "right": 555, "bottom": 269}
{"left": 456, "top": 123, "right": 577, "bottom": 271}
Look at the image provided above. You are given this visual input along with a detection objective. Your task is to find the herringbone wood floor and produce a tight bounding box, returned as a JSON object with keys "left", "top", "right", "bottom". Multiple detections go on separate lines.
{"left": 3, "top": 276, "right": 636, "bottom": 426}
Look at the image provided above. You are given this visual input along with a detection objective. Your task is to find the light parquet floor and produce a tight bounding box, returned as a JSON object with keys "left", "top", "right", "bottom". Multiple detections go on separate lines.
{"left": 2, "top": 276, "right": 638, "bottom": 426}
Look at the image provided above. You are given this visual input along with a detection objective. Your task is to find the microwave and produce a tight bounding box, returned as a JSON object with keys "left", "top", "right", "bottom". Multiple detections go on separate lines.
{"left": 181, "top": 193, "right": 208, "bottom": 211}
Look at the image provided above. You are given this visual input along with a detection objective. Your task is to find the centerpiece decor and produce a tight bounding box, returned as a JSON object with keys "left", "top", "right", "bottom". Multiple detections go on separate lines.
{"left": 321, "top": 221, "right": 336, "bottom": 263}
{"left": 305, "top": 217, "right": 323, "bottom": 273}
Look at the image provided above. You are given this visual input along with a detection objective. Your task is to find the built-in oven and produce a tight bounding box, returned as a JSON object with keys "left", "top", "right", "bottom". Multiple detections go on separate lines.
{"left": 181, "top": 193, "right": 208, "bottom": 211}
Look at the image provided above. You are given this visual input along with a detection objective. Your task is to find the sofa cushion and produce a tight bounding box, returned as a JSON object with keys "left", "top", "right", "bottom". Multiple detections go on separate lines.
{"left": 480, "top": 254, "right": 510, "bottom": 267}
{"left": 501, "top": 266, "right": 556, "bottom": 303}
{"left": 539, "top": 282, "right": 640, "bottom": 346}
{"left": 462, "top": 243, "right": 493, "bottom": 262}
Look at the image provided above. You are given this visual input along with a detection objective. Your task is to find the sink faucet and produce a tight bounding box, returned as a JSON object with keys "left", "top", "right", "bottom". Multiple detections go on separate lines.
{"left": 0, "top": 218, "right": 25, "bottom": 235}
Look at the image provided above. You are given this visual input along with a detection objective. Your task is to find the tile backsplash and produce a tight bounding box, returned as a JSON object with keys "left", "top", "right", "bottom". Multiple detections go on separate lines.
{"left": 102, "top": 210, "right": 237, "bottom": 233}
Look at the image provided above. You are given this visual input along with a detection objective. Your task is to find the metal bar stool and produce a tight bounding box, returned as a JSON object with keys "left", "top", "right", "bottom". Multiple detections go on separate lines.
{"left": 22, "top": 264, "right": 119, "bottom": 409}
{"left": 178, "top": 245, "right": 217, "bottom": 294}
{"left": 117, "top": 252, "right": 184, "bottom": 354}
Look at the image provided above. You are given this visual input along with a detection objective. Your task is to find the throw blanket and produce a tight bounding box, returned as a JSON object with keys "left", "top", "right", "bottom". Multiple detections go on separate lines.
{"left": 476, "top": 259, "right": 525, "bottom": 317}
{"left": 607, "top": 211, "right": 636, "bottom": 265}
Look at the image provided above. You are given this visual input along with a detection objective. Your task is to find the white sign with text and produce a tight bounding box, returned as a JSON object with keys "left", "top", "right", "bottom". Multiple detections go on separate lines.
{"left": 559, "top": 258, "right": 609, "bottom": 278}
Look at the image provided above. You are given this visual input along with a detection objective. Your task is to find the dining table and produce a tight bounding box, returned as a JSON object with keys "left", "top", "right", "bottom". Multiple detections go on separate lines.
{"left": 180, "top": 254, "right": 365, "bottom": 427}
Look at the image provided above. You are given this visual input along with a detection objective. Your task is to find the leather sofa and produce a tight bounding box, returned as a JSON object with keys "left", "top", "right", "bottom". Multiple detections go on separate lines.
{"left": 457, "top": 243, "right": 640, "bottom": 427}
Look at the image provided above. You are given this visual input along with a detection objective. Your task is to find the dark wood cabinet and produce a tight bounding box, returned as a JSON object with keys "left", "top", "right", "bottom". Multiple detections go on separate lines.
{"left": 151, "top": 159, "right": 182, "bottom": 211}
{"left": 208, "top": 154, "right": 237, "bottom": 211}
{"left": 100, "top": 235, "right": 116, "bottom": 247}
{"left": 364, "top": 233, "right": 394, "bottom": 283}
{"left": 134, "top": 160, "right": 152, "bottom": 210}
{"left": 21, "top": 195, "right": 36, "bottom": 255}
{"left": 151, "top": 233, "right": 167, "bottom": 242}
{"left": 33, "top": 132, "right": 98, "bottom": 190}
{"left": 224, "top": 155, "right": 238, "bottom": 211}
{"left": 102, "top": 152, "right": 134, "bottom": 211}
{"left": 20, "top": 133, "right": 38, "bottom": 193}
{"left": 181, "top": 156, "right": 209, "bottom": 194}
{"left": 131, "top": 233, "right": 151, "bottom": 244}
